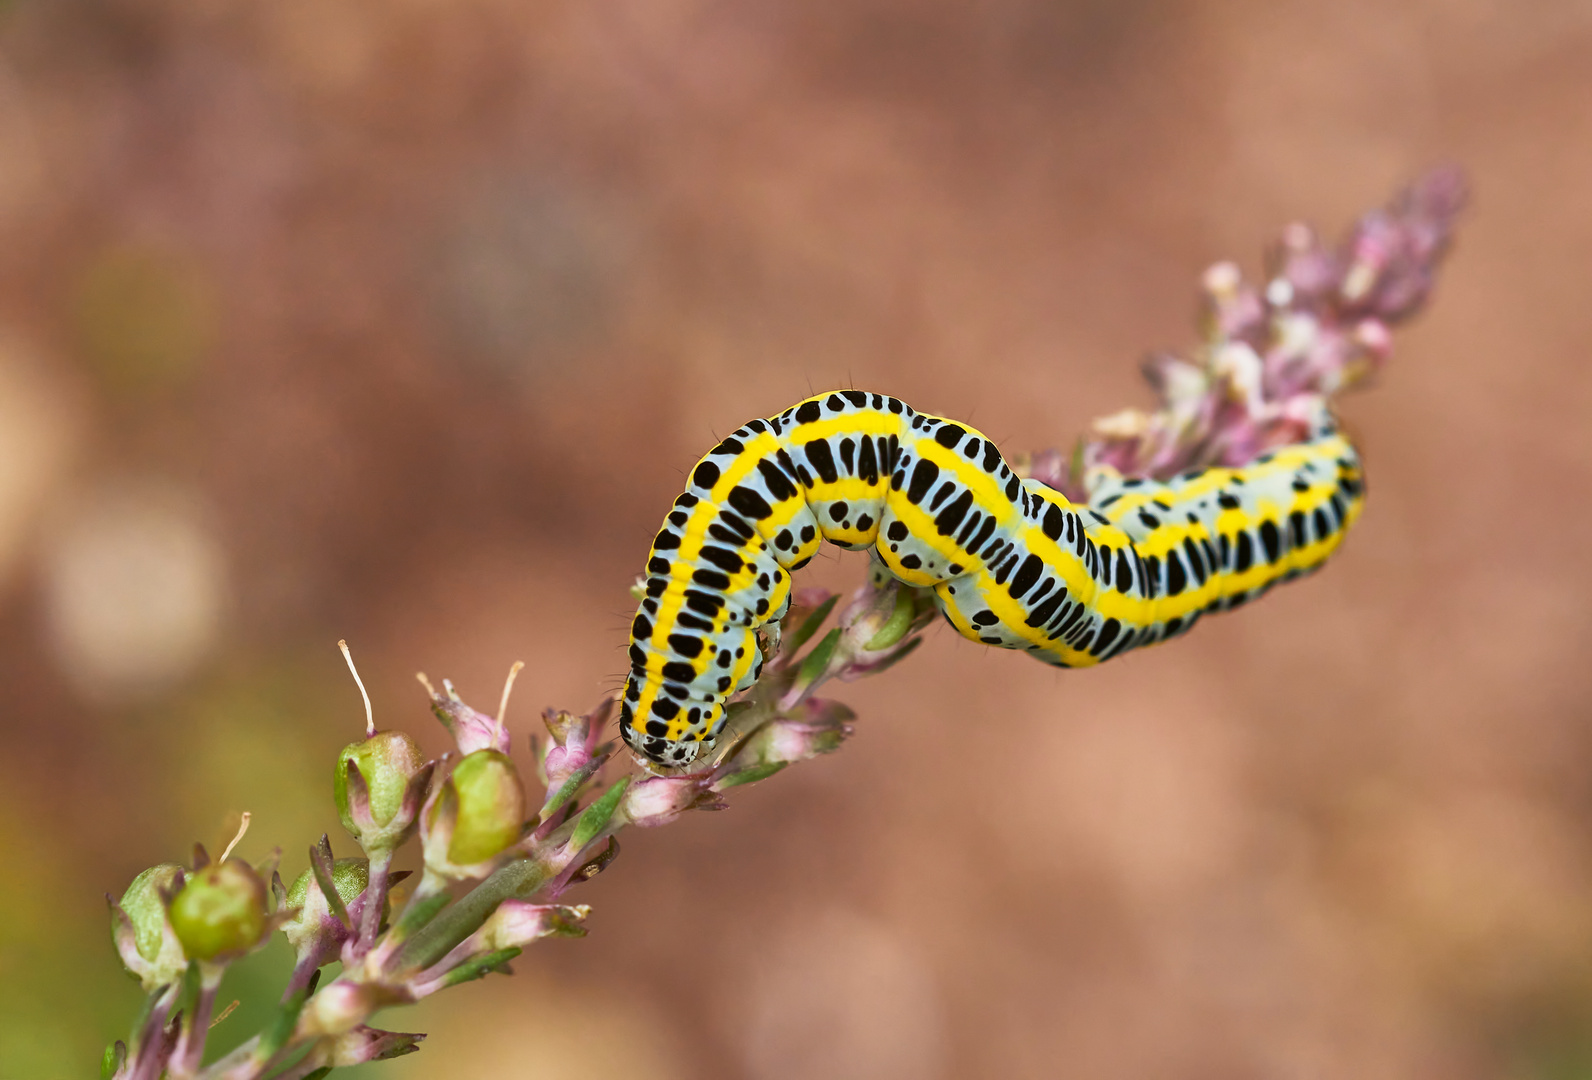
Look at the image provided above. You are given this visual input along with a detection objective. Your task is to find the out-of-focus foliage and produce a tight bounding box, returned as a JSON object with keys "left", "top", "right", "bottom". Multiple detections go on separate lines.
{"left": 74, "top": 243, "right": 215, "bottom": 394}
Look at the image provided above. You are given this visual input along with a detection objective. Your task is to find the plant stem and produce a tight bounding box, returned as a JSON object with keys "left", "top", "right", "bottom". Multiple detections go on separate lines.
{"left": 391, "top": 856, "right": 552, "bottom": 974}
{"left": 353, "top": 849, "right": 393, "bottom": 958}
{"left": 171, "top": 966, "right": 221, "bottom": 1078}
{"left": 125, "top": 986, "right": 177, "bottom": 1080}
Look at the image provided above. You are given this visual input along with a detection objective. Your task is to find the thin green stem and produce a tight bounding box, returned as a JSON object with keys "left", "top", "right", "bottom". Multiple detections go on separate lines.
{"left": 391, "top": 857, "right": 553, "bottom": 974}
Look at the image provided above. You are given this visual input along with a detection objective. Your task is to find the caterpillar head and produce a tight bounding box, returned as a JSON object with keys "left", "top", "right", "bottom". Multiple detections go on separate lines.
{"left": 618, "top": 689, "right": 709, "bottom": 770}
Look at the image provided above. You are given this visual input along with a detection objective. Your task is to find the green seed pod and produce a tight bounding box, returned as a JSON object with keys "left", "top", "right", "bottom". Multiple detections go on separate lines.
{"left": 440, "top": 750, "right": 525, "bottom": 865}
{"left": 167, "top": 860, "right": 270, "bottom": 962}
{"left": 284, "top": 857, "right": 369, "bottom": 913}
{"left": 334, "top": 730, "right": 428, "bottom": 853}
{"left": 113, "top": 863, "right": 188, "bottom": 989}
{"left": 281, "top": 857, "right": 369, "bottom": 959}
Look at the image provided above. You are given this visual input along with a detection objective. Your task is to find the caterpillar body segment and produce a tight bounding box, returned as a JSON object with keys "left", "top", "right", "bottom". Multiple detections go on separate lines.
{"left": 621, "top": 390, "right": 1365, "bottom": 766}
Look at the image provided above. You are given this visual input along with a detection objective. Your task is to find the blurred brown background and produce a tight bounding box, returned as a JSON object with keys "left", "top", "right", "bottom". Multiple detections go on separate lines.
{"left": 1, "top": 0, "right": 1589, "bottom": 1077}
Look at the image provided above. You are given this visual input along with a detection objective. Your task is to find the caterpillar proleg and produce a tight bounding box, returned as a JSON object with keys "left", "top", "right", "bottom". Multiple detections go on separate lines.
{"left": 621, "top": 390, "right": 1363, "bottom": 766}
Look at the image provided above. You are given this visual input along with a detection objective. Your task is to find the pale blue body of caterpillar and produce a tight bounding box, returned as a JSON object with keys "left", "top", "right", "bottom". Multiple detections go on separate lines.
{"left": 621, "top": 390, "right": 1364, "bottom": 766}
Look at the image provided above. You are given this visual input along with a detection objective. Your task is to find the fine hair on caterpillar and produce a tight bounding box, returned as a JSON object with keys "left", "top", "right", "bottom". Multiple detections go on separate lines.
{"left": 621, "top": 390, "right": 1364, "bottom": 767}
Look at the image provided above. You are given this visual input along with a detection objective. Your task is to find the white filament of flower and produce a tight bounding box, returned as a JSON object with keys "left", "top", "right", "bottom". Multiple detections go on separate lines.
{"left": 220, "top": 810, "right": 251, "bottom": 862}
{"left": 339, "top": 638, "right": 375, "bottom": 737}
{"left": 497, "top": 660, "right": 525, "bottom": 724}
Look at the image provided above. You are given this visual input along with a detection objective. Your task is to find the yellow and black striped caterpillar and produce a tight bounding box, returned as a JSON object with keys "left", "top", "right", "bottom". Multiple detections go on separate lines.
{"left": 621, "top": 390, "right": 1364, "bottom": 766}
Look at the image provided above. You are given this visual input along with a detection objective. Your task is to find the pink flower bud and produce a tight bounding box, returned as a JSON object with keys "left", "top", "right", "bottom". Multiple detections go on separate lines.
{"left": 1069, "top": 169, "right": 1464, "bottom": 494}
{"left": 1200, "top": 261, "right": 1266, "bottom": 343}
{"left": 1023, "top": 447, "right": 1071, "bottom": 495}
{"left": 474, "top": 899, "right": 590, "bottom": 951}
{"left": 303, "top": 981, "right": 389, "bottom": 1036}
{"left": 1268, "top": 222, "right": 1340, "bottom": 300}
{"left": 620, "top": 775, "right": 725, "bottom": 828}
{"left": 538, "top": 698, "right": 610, "bottom": 795}
{"left": 322, "top": 1025, "right": 424, "bottom": 1066}
{"left": 791, "top": 578, "right": 938, "bottom": 689}
{"left": 714, "top": 699, "right": 855, "bottom": 789}
{"left": 421, "top": 676, "right": 511, "bottom": 756}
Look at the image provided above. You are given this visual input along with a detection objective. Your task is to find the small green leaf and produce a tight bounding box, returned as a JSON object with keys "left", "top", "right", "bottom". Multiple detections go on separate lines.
{"left": 796, "top": 628, "right": 841, "bottom": 686}
{"left": 439, "top": 946, "right": 523, "bottom": 989}
{"left": 784, "top": 595, "right": 838, "bottom": 654}
{"left": 301, "top": 1069, "right": 333, "bottom": 1080}
{"left": 856, "top": 635, "right": 923, "bottom": 677}
{"left": 101, "top": 1040, "right": 126, "bottom": 1080}
{"left": 715, "top": 761, "right": 788, "bottom": 789}
{"left": 539, "top": 752, "right": 608, "bottom": 821}
{"left": 370, "top": 1031, "right": 425, "bottom": 1061}
{"left": 863, "top": 587, "right": 916, "bottom": 650}
{"left": 571, "top": 777, "right": 631, "bottom": 851}
{"left": 308, "top": 846, "right": 351, "bottom": 931}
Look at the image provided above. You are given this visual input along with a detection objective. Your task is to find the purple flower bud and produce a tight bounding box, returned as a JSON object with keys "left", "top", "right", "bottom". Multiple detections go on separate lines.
{"left": 1348, "top": 318, "right": 1393, "bottom": 378}
{"left": 1141, "top": 352, "right": 1210, "bottom": 413}
{"left": 321, "top": 1025, "right": 424, "bottom": 1066}
{"left": 1062, "top": 169, "right": 1465, "bottom": 492}
{"left": 470, "top": 899, "right": 590, "bottom": 952}
{"left": 1268, "top": 222, "right": 1341, "bottom": 302}
{"left": 620, "top": 774, "right": 725, "bottom": 828}
{"left": 419, "top": 674, "right": 511, "bottom": 756}
{"left": 829, "top": 582, "right": 936, "bottom": 682}
{"left": 714, "top": 698, "right": 854, "bottom": 789}
{"left": 110, "top": 863, "right": 188, "bottom": 990}
{"left": 764, "top": 701, "right": 855, "bottom": 760}
{"left": 167, "top": 859, "right": 270, "bottom": 962}
{"left": 1337, "top": 166, "right": 1466, "bottom": 320}
{"left": 1199, "top": 261, "right": 1267, "bottom": 344}
{"left": 334, "top": 731, "right": 433, "bottom": 856}
{"left": 404, "top": 898, "right": 592, "bottom": 998}
{"left": 538, "top": 698, "right": 610, "bottom": 796}
{"left": 302, "top": 980, "right": 395, "bottom": 1037}
{"left": 1022, "top": 447, "right": 1072, "bottom": 497}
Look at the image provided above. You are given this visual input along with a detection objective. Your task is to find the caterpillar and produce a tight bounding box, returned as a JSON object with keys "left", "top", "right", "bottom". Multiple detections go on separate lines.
{"left": 621, "top": 390, "right": 1364, "bottom": 767}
